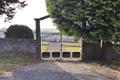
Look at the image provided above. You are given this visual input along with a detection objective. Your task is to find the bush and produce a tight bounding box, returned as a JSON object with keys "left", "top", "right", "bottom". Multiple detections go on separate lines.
{"left": 5, "top": 24, "right": 34, "bottom": 39}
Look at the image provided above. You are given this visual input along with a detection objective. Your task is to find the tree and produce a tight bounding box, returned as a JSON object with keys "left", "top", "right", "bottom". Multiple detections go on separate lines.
{"left": 46, "top": 0, "right": 120, "bottom": 44}
{"left": 0, "top": 0, "right": 27, "bottom": 21}
{"left": 5, "top": 24, "right": 34, "bottom": 39}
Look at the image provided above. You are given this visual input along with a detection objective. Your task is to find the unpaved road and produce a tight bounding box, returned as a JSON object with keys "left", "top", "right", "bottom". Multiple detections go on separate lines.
{"left": 0, "top": 61, "right": 118, "bottom": 80}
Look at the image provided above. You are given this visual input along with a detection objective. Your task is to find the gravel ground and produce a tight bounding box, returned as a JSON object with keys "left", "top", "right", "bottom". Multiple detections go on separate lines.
{"left": 0, "top": 61, "right": 118, "bottom": 80}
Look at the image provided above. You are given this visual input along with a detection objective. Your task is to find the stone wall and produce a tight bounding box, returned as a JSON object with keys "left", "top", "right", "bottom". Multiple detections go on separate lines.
{"left": 0, "top": 38, "right": 36, "bottom": 57}
{"left": 112, "top": 44, "right": 120, "bottom": 60}
{"left": 82, "top": 41, "right": 104, "bottom": 60}
{"left": 82, "top": 41, "right": 120, "bottom": 61}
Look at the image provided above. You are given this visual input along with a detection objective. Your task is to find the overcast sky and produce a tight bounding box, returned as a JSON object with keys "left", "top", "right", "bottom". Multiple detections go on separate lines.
{"left": 0, "top": 0, "right": 56, "bottom": 31}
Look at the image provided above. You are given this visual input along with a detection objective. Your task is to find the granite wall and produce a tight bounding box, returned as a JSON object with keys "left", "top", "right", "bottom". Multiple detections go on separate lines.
{"left": 0, "top": 38, "right": 36, "bottom": 57}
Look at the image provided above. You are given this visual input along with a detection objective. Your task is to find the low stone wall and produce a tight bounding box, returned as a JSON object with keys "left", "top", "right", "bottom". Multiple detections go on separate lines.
{"left": 82, "top": 41, "right": 120, "bottom": 61}
{"left": 82, "top": 41, "right": 104, "bottom": 60}
{"left": 112, "top": 44, "right": 120, "bottom": 60}
{"left": 0, "top": 38, "right": 36, "bottom": 57}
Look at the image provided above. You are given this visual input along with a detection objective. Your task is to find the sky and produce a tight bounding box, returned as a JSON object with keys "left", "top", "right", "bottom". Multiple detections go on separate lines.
{"left": 0, "top": 0, "right": 56, "bottom": 31}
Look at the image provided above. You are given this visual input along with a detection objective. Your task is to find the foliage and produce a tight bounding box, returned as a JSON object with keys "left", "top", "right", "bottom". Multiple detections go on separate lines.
{"left": 113, "top": 44, "right": 120, "bottom": 54}
{"left": 5, "top": 24, "right": 34, "bottom": 39}
{"left": 46, "top": 0, "right": 120, "bottom": 43}
{"left": 0, "top": 0, "right": 27, "bottom": 21}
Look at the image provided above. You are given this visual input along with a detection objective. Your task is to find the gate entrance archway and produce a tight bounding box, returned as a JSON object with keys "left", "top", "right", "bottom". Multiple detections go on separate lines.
{"left": 34, "top": 15, "right": 82, "bottom": 60}
{"left": 34, "top": 15, "right": 50, "bottom": 59}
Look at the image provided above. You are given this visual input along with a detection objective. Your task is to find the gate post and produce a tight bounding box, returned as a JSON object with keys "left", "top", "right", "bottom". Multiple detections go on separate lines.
{"left": 34, "top": 15, "right": 50, "bottom": 59}
{"left": 60, "top": 32, "right": 63, "bottom": 60}
{"left": 35, "top": 19, "right": 41, "bottom": 58}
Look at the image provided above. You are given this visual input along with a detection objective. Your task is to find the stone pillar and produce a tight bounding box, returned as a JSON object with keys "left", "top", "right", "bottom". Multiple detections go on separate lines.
{"left": 34, "top": 15, "right": 50, "bottom": 59}
{"left": 60, "top": 33, "right": 63, "bottom": 60}
{"left": 104, "top": 42, "right": 112, "bottom": 62}
{"left": 35, "top": 19, "right": 41, "bottom": 58}
{"left": 81, "top": 40, "right": 87, "bottom": 60}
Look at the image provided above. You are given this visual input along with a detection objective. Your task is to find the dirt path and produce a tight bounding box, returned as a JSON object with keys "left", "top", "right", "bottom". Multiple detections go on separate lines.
{"left": 0, "top": 61, "right": 118, "bottom": 80}
{"left": 55, "top": 62, "right": 118, "bottom": 80}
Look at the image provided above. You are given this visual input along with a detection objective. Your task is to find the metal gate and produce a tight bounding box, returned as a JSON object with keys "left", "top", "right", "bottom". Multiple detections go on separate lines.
{"left": 34, "top": 15, "right": 82, "bottom": 60}
{"left": 40, "top": 29, "right": 82, "bottom": 60}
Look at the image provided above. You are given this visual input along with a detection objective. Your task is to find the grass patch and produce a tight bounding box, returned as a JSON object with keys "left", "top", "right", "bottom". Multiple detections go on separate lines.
{"left": 0, "top": 55, "right": 40, "bottom": 75}
{"left": 41, "top": 45, "right": 48, "bottom": 52}
{"left": 41, "top": 42, "right": 48, "bottom": 52}
{"left": 42, "top": 42, "right": 48, "bottom": 45}
{"left": 64, "top": 47, "right": 81, "bottom": 52}
{"left": 0, "top": 56, "right": 38, "bottom": 64}
{"left": 62, "top": 42, "right": 80, "bottom": 47}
